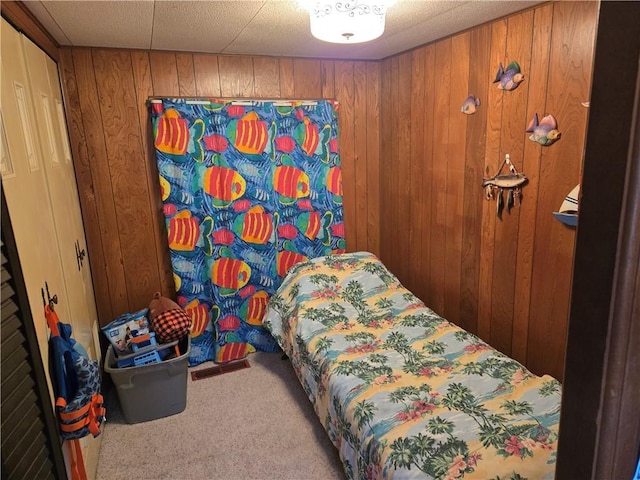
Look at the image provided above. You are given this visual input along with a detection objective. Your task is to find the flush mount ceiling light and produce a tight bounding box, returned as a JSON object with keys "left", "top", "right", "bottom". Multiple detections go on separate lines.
{"left": 309, "top": 1, "right": 389, "bottom": 44}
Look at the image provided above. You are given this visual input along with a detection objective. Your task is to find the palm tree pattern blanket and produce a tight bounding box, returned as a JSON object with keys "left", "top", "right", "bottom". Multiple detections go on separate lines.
{"left": 263, "top": 252, "right": 561, "bottom": 480}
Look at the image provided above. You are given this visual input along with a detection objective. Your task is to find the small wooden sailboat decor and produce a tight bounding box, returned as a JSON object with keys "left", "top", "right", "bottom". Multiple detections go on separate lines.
{"left": 552, "top": 184, "right": 580, "bottom": 227}
{"left": 483, "top": 154, "right": 528, "bottom": 219}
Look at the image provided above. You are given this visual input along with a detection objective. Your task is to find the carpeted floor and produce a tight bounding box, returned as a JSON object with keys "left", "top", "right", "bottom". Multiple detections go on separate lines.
{"left": 96, "top": 352, "right": 346, "bottom": 480}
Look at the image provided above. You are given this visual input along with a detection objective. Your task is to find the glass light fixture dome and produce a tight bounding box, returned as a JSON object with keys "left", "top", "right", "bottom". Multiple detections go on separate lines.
{"left": 309, "top": 0, "right": 389, "bottom": 44}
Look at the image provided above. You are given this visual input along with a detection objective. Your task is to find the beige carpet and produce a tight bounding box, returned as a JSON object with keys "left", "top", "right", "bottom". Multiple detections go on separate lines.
{"left": 96, "top": 352, "right": 346, "bottom": 480}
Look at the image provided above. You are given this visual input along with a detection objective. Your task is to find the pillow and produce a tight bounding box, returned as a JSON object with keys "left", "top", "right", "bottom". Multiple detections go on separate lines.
{"left": 148, "top": 292, "right": 192, "bottom": 344}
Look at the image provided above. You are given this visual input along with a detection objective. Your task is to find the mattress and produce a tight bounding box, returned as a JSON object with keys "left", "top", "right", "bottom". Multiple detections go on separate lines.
{"left": 263, "top": 252, "right": 561, "bottom": 479}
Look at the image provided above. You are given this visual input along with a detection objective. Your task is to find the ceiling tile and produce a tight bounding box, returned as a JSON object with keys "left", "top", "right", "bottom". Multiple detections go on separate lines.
{"left": 152, "top": 1, "right": 266, "bottom": 53}
{"left": 22, "top": 0, "right": 547, "bottom": 60}
{"left": 354, "top": 0, "right": 543, "bottom": 59}
{"left": 222, "top": 0, "right": 316, "bottom": 57}
{"left": 20, "top": 1, "right": 71, "bottom": 45}
{"left": 36, "top": 0, "right": 154, "bottom": 49}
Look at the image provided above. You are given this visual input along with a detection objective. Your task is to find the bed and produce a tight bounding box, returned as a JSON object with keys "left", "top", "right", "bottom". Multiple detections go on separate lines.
{"left": 263, "top": 252, "right": 561, "bottom": 480}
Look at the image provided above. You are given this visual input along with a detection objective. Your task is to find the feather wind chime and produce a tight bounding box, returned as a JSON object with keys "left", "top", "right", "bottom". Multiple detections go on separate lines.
{"left": 483, "top": 154, "right": 528, "bottom": 219}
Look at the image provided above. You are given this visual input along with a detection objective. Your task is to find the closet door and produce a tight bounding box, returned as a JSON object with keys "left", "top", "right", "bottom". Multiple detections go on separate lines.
{"left": 21, "top": 35, "right": 100, "bottom": 361}
{"left": 21, "top": 35, "right": 103, "bottom": 480}
{"left": 1, "top": 188, "right": 67, "bottom": 480}
{"left": 0, "top": 18, "right": 68, "bottom": 403}
{"left": 1, "top": 19, "right": 103, "bottom": 480}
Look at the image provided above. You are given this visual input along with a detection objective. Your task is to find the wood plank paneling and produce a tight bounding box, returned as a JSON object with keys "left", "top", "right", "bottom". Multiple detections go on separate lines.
{"left": 379, "top": 58, "right": 392, "bottom": 264}
{"left": 528, "top": 1, "right": 597, "bottom": 377}
{"left": 62, "top": 48, "right": 381, "bottom": 325}
{"left": 149, "top": 52, "right": 179, "bottom": 96}
{"left": 512, "top": 3, "right": 553, "bottom": 364}
{"left": 444, "top": 32, "right": 469, "bottom": 326}
{"left": 278, "top": 58, "right": 295, "bottom": 98}
{"left": 353, "top": 62, "right": 369, "bottom": 253}
{"left": 365, "top": 62, "right": 380, "bottom": 257}
{"left": 384, "top": 56, "right": 399, "bottom": 273}
{"left": 69, "top": 48, "right": 129, "bottom": 317}
{"left": 379, "top": 3, "right": 597, "bottom": 380}
{"left": 460, "top": 24, "right": 491, "bottom": 334}
{"left": 92, "top": 50, "right": 160, "bottom": 310}
{"left": 253, "top": 57, "right": 281, "bottom": 97}
{"left": 218, "top": 55, "right": 254, "bottom": 97}
{"left": 396, "top": 52, "right": 413, "bottom": 285}
{"left": 294, "top": 59, "right": 322, "bottom": 98}
{"left": 58, "top": 49, "right": 113, "bottom": 324}
{"left": 490, "top": 11, "right": 533, "bottom": 355}
{"left": 59, "top": 2, "right": 597, "bottom": 380}
{"left": 193, "top": 54, "right": 221, "bottom": 97}
{"left": 420, "top": 45, "right": 436, "bottom": 306}
{"left": 176, "top": 53, "right": 197, "bottom": 96}
{"left": 407, "top": 48, "right": 425, "bottom": 294}
{"left": 131, "top": 51, "right": 174, "bottom": 298}
{"left": 429, "top": 39, "right": 452, "bottom": 317}
{"left": 321, "top": 61, "right": 335, "bottom": 99}
{"left": 334, "top": 61, "right": 356, "bottom": 251}
{"left": 477, "top": 19, "right": 507, "bottom": 343}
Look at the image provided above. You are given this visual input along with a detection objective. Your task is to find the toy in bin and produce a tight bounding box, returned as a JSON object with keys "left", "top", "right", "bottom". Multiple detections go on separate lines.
{"left": 148, "top": 292, "right": 192, "bottom": 343}
{"left": 112, "top": 331, "right": 177, "bottom": 368}
{"left": 101, "top": 308, "right": 150, "bottom": 357}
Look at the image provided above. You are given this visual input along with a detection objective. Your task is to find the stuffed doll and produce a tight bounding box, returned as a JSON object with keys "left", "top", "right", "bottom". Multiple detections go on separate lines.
{"left": 148, "top": 292, "right": 191, "bottom": 344}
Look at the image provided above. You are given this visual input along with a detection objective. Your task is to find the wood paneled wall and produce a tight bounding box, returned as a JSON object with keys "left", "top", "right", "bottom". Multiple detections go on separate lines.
{"left": 59, "top": 1, "right": 597, "bottom": 380}
{"left": 58, "top": 50, "right": 381, "bottom": 328}
{"left": 379, "top": 1, "right": 598, "bottom": 380}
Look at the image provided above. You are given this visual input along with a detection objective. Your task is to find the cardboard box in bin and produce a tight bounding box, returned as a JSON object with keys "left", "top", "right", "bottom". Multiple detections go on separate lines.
{"left": 105, "top": 336, "right": 190, "bottom": 424}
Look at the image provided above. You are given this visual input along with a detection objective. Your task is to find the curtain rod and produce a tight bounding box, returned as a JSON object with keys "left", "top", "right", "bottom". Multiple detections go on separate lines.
{"left": 148, "top": 98, "right": 338, "bottom": 107}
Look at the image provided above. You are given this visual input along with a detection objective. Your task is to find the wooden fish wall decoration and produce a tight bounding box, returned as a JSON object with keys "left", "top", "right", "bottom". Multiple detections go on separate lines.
{"left": 493, "top": 61, "right": 525, "bottom": 91}
{"left": 526, "top": 113, "right": 561, "bottom": 146}
{"left": 461, "top": 94, "right": 480, "bottom": 115}
{"left": 483, "top": 154, "right": 528, "bottom": 219}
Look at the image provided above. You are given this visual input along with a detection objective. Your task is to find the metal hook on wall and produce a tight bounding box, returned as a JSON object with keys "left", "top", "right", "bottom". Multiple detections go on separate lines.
{"left": 44, "top": 281, "right": 58, "bottom": 311}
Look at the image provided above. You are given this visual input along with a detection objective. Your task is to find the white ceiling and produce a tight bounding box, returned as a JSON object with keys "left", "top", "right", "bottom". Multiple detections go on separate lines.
{"left": 24, "top": 0, "right": 544, "bottom": 60}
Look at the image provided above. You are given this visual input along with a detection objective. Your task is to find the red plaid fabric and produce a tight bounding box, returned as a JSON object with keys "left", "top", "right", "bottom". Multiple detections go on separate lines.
{"left": 152, "top": 309, "right": 191, "bottom": 343}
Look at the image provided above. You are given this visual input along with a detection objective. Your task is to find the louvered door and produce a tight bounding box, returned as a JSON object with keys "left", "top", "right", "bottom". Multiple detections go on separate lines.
{"left": 1, "top": 187, "right": 66, "bottom": 479}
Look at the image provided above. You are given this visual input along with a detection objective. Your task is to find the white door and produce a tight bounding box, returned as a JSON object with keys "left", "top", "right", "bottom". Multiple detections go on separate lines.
{"left": 2, "top": 20, "right": 103, "bottom": 480}
{"left": 1, "top": 18, "right": 69, "bottom": 402}
{"left": 21, "top": 37, "right": 104, "bottom": 479}
{"left": 21, "top": 35, "right": 100, "bottom": 361}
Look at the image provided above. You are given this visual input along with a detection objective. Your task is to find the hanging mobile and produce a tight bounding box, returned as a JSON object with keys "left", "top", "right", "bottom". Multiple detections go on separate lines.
{"left": 483, "top": 154, "right": 528, "bottom": 219}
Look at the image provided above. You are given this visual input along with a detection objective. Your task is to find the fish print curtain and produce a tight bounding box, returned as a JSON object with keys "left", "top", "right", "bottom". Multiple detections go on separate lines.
{"left": 149, "top": 99, "right": 345, "bottom": 366}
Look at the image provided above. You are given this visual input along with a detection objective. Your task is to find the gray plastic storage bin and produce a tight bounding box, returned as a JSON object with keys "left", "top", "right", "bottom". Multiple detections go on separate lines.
{"left": 105, "top": 336, "right": 190, "bottom": 424}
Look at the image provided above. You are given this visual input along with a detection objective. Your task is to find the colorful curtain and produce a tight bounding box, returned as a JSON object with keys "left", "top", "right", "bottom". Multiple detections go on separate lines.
{"left": 149, "top": 99, "right": 345, "bottom": 366}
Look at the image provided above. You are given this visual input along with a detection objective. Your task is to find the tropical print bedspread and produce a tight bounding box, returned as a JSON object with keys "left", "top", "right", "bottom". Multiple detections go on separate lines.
{"left": 263, "top": 252, "right": 561, "bottom": 480}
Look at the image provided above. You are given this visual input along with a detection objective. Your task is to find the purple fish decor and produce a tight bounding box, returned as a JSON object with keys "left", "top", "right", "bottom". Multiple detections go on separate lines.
{"left": 483, "top": 154, "right": 528, "bottom": 219}
{"left": 493, "top": 61, "right": 525, "bottom": 91}
{"left": 461, "top": 94, "right": 480, "bottom": 115}
{"left": 526, "top": 113, "right": 561, "bottom": 146}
